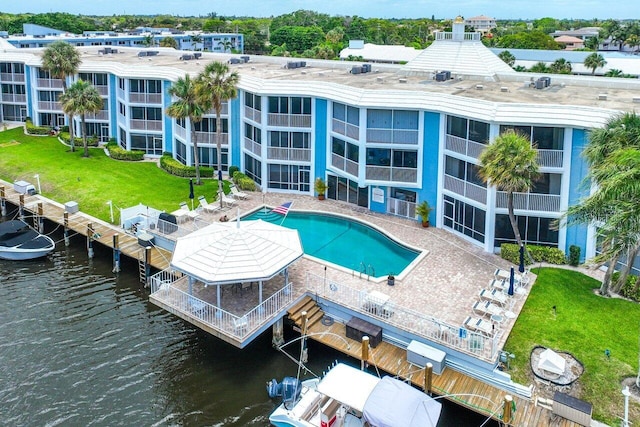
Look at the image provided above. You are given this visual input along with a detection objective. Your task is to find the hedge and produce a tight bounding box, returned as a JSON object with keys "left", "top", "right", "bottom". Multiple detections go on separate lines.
{"left": 159, "top": 154, "right": 218, "bottom": 177}
{"left": 25, "top": 119, "right": 51, "bottom": 135}
{"left": 500, "top": 243, "right": 566, "bottom": 265}
{"left": 613, "top": 271, "right": 640, "bottom": 302}
{"left": 232, "top": 170, "right": 256, "bottom": 191}
{"left": 60, "top": 132, "right": 99, "bottom": 147}
{"left": 106, "top": 142, "right": 145, "bottom": 161}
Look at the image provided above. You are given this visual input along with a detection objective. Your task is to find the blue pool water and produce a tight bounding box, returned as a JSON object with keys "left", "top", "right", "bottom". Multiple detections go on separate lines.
{"left": 243, "top": 209, "right": 420, "bottom": 277}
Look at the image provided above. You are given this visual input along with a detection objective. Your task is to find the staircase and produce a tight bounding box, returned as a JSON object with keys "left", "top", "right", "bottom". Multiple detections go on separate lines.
{"left": 287, "top": 296, "right": 324, "bottom": 331}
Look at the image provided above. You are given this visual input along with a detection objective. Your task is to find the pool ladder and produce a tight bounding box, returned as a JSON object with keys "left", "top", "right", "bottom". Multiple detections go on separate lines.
{"left": 358, "top": 262, "right": 375, "bottom": 280}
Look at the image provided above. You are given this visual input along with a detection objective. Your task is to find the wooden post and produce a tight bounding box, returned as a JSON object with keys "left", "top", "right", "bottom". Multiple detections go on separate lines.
{"left": 424, "top": 363, "right": 433, "bottom": 396}
{"left": 502, "top": 395, "right": 513, "bottom": 425}
{"left": 0, "top": 186, "right": 6, "bottom": 216}
{"left": 272, "top": 317, "right": 285, "bottom": 348}
{"left": 87, "top": 223, "right": 95, "bottom": 258}
{"left": 19, "top": 194, "right": 24, "bottom": 219}
{"left": 63, "top": 211, "right": 70, "bottom": 246}
{"left": 144, "top": 246, "right": 151, "bottom": 283}
{"left": 301, "top": 310, "right": 308, "bottom": 363}
{"left": 112, "top": 233, "right": 120, "bottom": 273}
{"left": 37, "top": 202, "right": 44, "bottom": 233}
{"left": 361, "top": 336, "right": 369, "bottom": 370}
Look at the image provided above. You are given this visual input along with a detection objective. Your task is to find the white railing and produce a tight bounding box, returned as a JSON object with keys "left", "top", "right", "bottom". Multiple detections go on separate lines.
{"left": 85, "top": 110, "right": 109, "bottom": 121}
{"left": 496, "top": 191, "right": 561, "bottom": 212}
{"left": 1, "top": 94, "right": 26, "bottom": 103}
{"left": 129, "top": 93, "right": 162, "bottom": 104}
{"left": 117, "top": 113, "right": 126, "bottom": 126}
{"left": 244, "top": 137, "right": 262, "bottom": 156}
{"left": 149, "top": 272, "right": 295, "bottom": 340}
{"left": 95, "top": 85, "right": 109, "bottom": 96}
{"left": 366, "top": 128, "right": 419, "bottom": 144}
{"left": 445, "top": 134, "right": 487, "bottom": 159}
{"left": 36, "top": 78, "right": 63, "bottom": 89}
{"left": 117, "top": 88, "right": 125, "bottom": 100}
{"left": 175, "top": 124, "right": 187, "bottom": 140}
{"left": 537, "top": 149, "right": 563, "bottom": 168}
{"left": 435, "top": 32, "right": 481, "bottom": 41}
{"left": 268, "top": 146, "right": 311, "bottom": 162}
{"left": 332, "top": 119, "right": 359, "bottom": 140}
{"left": 195, "top": 131, "right": 228, "bottom": 145}
{"left": 0, "top": 73, "right": 25, "bottom": 82}
{"left": 305, "top": 272, "right": 500, "bottom": 362}
{"left": 130, "top": 119, "right": 162, "bottom": 131}
{"left": 444, "top": 175, "right": 487, "bottom": 204}
{"left": 244, "top": 106, "right": 261, "bottom": 123}
{"left": 267, "top": 113, "right": 311, "bottom": 128}
{"left": 386, "top": 197, "right": 416, "bottom": 218}
{"left": 366, "top": 166, "right": 417, "bottom": 183}
{"left": 37, "top": 101, "right": 62, "bottom": 111}
{"left": 331, "top": 153, "right": 359, "bottom": 177}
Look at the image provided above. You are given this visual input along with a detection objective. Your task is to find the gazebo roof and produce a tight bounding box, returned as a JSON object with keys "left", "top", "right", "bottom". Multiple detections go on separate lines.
{"left": 171, "top": 219, "right": 303, "bottom": 285}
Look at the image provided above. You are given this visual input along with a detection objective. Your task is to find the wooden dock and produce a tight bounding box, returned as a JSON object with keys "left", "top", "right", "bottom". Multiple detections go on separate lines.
{"left": 0, "top": 180, "right": 171, "bottom": 272}
{"left": 288, "top": 296, "right": 578, "bottom": 427}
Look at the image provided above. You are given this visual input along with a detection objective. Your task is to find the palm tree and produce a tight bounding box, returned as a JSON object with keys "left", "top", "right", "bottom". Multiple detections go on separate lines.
{"left": 41, "top": 41, "right": 81, "bottom": 152}
{"left": 604, "top": 69, "right": 624, "bottom": 77}
{"left": 190, "top": 33, "right": 203, "bottom": 51}
{"left": 166, "top": 74, "right": 207, "bottom": 185}
{"left": 549, "top": 58, "right": 572, "bottom": 74}
{"left": 584, "top": 53, "right": 606, "bottom": 75}
{"left": 478, "top": 130, "right": 540, "bottom": 248}
{"left": 498, "top": 50, "right": 515, "bottom": 67}
{"left": 142, "top": 34, "right": 155, "bottom": 47}
{"left": 59, "top": 80, "right": 103, "bottom": 157}
{"left": 218, "top": 38, "right": 233, "bottom": 53}
{"left": 196, "top": 62, "right": 239, "bottom": 208}
{"left": 159, "top": 36, "right": 178, "bottom": 49}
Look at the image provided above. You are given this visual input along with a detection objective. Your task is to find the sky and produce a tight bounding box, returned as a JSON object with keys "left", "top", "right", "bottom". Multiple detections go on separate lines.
{"left": 3, "top": 0, "right": 637, "bottom": 20}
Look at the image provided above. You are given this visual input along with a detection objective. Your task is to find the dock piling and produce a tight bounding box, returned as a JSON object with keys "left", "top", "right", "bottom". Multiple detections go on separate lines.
{"left": 36, "top": 203, "right": 44, "bottom": 233}
{"left": 301, "top": 311, "right": 308, "bottom": 363}
{"left": 19, "top": 194, "right": 24, "bottom": 219}
{"left": 0, "top": 186, "right": 6, "bottom": 216}
{"left": 143, "top": 247, "right": 151, "bottom": 284}
{"left": 87, "top": 222, "right": 94, "bottom": 258}
{"left": 502, "top": 395, "right": 513, "bottom": 425}
{"left": 112, "top": 233, "right": 121, "bottom": 273}
{"left": 424, "top": 362, "right": 433, "bottom": 396}
{"left": 63, "top": 211, "right": 70, "bottom": 246}
{"left": 361, "top": 336, "right": 369, "bottom": 370}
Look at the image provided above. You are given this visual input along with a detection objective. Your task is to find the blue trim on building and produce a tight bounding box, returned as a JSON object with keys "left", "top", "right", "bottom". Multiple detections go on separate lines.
{"left": 24, "top": 65, "right": 33, "bottom": 119}
{"left": 108, "top": 74, "right": 117, "bottom": 139}
{"left": 230, "top": 97, "right": 241, "bottom": 167}
{"left": 163, "top": 80, "right": 173, "bottom": 155}
{"left": 369, "top": 186, "right": 387, "bottom": 214}
{"left": 565, "top": 128, "right": 590, "bottom": 261}
{"left": 419, "top": 112, "right": 441, "bottom": 223}
{"left": 314, "top": 98, "right": 328, "bottom": 181}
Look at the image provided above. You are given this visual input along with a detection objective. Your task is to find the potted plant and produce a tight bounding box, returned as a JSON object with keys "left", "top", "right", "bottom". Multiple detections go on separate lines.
{"left": 415, "top": 200, "right": 433, "bottom": 227}
{"left": 387, "top": 273, "right": 395, "bottom": 286}
{"left": 314, "top": 177, "right": 328, "bottom": 200}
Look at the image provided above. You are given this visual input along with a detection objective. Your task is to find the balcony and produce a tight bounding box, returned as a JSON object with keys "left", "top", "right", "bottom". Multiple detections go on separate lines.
{"left": 0, "top": 73, "right": 25, "bottom": 83}
{"left": 332, "top": 119, "right": 359, "bottom": 140}
{"left": 496, "top": 191, "right": 561, "bottom": 212}
{"left": 243, "top": 138, "right": 262, "bottom": 156}
{"left": 84, "top": 110, "right": 109, "bottom": 121}
{"left": 36, "top": 79, "right": 63, "bottom": 89}
{"left": 37, "top": 101, "right": 62, "bottom": 111}
{"left": 194, "top": 131, "right": 229, "bottom": 145}
{"left": 95, "top": 85, "right": 109, "bottom": 96}
{"left": 175, "top": 124, "right": 187, "bottom": 140}
{"left": 331, "top": 153, "right": 359, "bottom": 177}
{"left": 445, "top": 134, "right": 487, "bottom": 159}
{"left": 387, "top": 197, "right": 416, "bottom": 218}
{"left": 267, "top": 113, "right": 311, "bottom": 128}
{"left": 537, "top": 149, "right": 563, "bottom": 168}
{"left": 1, "top": 93, "right": 26, "bottom": 104}
{"left": 244, "top": 106, "right": 261, "bottom": 123}
{"left": 444, "top": 175, "right": 487, "bottom": 204}
{"left": 117, "top": 88, "right": 125, "bottom": 100}
{"left": 267, "top": 146, "right": 311, "bottom": 162}
{"left": 130, "top": 119, "right": 162, "bottom": 131}
{"left": 365, "top": 166, "right": 417, "bottom": 183}
{"left": 129, "top": 92, "right": 162, "bottom": 104}
{"left": 366, "top": 128, "right": 418, "bottom": 145}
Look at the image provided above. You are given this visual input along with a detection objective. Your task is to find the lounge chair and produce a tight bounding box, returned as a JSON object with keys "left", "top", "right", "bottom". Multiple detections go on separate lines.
{"left": 171, "top": 201, "right": 191, "bottom": 223}
{"left": 472, "top": 300, "right": 503, "bottom": 318}
{"left": 479, "top": 288, "right": 508, "bottom": 307}
{"left": 198, "top": 195, "right": 221, "bottom": 213}
{"left": 220, "top": 192, "right": 236, "bottom": 207}
{"left": 230, "top": 185, "right": 249, "bottom": 200}
{"left": 489, "top": 278, "right": 508, "bottom": 292}
{"left": 178, "top": 201, "right": 200, "bottom": 220}
{"left": 464, "top": 316, "right": 493, "bottom": 336}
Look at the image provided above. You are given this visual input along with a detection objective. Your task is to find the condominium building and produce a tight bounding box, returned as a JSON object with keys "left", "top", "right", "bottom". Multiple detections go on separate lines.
{"left": 0, "top": 19, "right": 635, "bottom": 265}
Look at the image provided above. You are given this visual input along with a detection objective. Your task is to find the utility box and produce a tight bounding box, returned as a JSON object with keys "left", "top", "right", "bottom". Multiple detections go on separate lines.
{"left": 137, "top": 232, "right": 155, "bottom": 248}
{"left": 552, "top": 391, "right": 592, "bottom": 426}
{"left": 64, "top": 201, "right": 79, "bottom": 214}
{"left": 407, "top": 340, "right": 446, "bottom": 374}
{"left": 13, "top": 180, "right": 31, "bottom": 194}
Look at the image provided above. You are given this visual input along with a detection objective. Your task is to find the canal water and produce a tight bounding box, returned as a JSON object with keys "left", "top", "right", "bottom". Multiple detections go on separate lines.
{"left": 0, "top": 223, "right": 498, "bottom": 426}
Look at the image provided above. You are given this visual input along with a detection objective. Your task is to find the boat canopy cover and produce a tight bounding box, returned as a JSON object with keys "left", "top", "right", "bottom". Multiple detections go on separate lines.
{"left": 316, "top": 364, "right": 380, "bottom": 413}
{"left": 363, "top": 376, "right": 442, "bottom": 427}
{"left": 0, "top": 220, "right": 46, "bottom": 249}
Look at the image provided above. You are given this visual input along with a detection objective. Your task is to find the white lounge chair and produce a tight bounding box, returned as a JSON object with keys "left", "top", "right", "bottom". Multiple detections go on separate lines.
{"left": 479, "top": 288, "right": 508, "bottom": 307}
{"left": 220, "top": 192, "right": 236, "bottom": 207}
{"left": 171, "top": 201, "right": 191, "bottom": 223}
{"left": 230, "top": 185, "right": 249, "bottom": 200}
{"left": 472, "top": 300, "right": 503, "bottom": 318}
{"left": 464, "top": 316, "right": 493, "bottom": 336}
{"left": 198, "top": 195, "right": 221, "bottom": 213}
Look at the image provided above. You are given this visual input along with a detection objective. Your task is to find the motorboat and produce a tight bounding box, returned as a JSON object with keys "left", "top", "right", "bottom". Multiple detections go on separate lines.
{"left": 0, "top": 220, "right": 56, "bottom": 260}
{"left": 268, "top": 363, "right": 442, "bottom": 427}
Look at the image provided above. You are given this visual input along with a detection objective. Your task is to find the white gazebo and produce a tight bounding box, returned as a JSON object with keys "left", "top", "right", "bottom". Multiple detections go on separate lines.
{"left": 170, "top": 218, "right": 304, "bottom": 309}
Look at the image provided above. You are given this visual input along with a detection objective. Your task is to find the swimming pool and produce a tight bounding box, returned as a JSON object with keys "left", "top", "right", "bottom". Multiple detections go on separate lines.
{"left": 242, "top": 209, "right": 421, "bottom": 278}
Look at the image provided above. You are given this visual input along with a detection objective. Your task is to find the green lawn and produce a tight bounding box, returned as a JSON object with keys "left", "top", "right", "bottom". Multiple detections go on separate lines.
{"left": 505, "top": 267, "right": 640, "bottom": 424}
{"left": 0, "top": 128, "right": 228, "bottom": 223}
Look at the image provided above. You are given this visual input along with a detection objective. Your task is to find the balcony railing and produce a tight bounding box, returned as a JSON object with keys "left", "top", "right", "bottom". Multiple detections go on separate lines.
{"left": 194, "top": 131, "right": 228, "bottom": 145}
{"left": 365, "top": 166, "right": 417, "bottom": 183}
{"left": 117, "top": 88, "right": 125, "bottom": 100}
{"left": 267, "top": 113, "right": 311, "bottom": 128}
{"left": 366, "top": 128, "right": 419, "bottom": 145}
{"left": 244, "top": 138, "right": 262, "bottom": 157}
{"left": 130, "top": 119, "right": 162, "bottom": 131}
{"left": 332, "top": 119, "right": 360, "bottom": 140}
{"left": 444, "top": 175, "right": 487, "bottom": 204}
{"left": 37, "top": 101, "right": 62, "bottom": 111}
{"left": 0, "top": 73, "right": 25, "bottom": 82}
{"left": 84, "top": 110, "right": 109, "bottom": 121}
{"left": 386, "top": 197, "right": 416, "bottom": 218}
{"left": 175, "top": 124, "right": 187, "bottom": 140}
{"left": 244, "top": 106, "right": 261, "bottom": 123}
{"left": 95, "top": 85, "right": 109, "bottom": 96}
{"left": 435, "top": 32, "right": 481, "bottom": 41}
{"left": 36, "top": 78, "right": 63, "bottom": 89}
{"left": 496, "top": 191, "right": 561, "bottom": 212}
{"left": 445, "top": 134, "right": 487, "bottom": 159}
{"left": 129, "top": 92, "right": 162, "bottom": 104}
{"left": 1, "top": 93, "right": 26, "bottom": 103}
{"left": 305, "top": 272, "right": 500, "bottom": 362}
{"left": 267, "top": 146, "right": 311, "bottom": 162}
{"left": 537, "top": 149, "right": 563, "bottom": 168}
{"left": 331, "top": 153, "right": 359, "bottom": 177}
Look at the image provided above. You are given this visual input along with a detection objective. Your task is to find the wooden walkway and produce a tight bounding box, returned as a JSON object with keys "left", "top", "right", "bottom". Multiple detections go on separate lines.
{"left": 288, "top": 296, "right": 578, "bottom": 427}
{"left": 0, "top": 180, "right": 171, "bottom": 272}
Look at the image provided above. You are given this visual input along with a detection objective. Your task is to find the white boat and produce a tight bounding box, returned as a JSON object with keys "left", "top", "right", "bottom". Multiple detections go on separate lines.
{"left": 0, "top": 220, "right": 56, "bottom": 260}
{"left": 269, "top": 363, "right": 442, "bottom": 427}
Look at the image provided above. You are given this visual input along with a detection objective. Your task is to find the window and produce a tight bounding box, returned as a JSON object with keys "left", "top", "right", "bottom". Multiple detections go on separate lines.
{"left": 446, "top": 115, "right": 489, "bottom": 143}
{"left": 175, "top": 139, "right": 187, "bottom": 164}
{"left": 131, "top": 107, "right": 162, "bottom": 121}
{"left": 244, "top": 154, "right": 262, "bottom": 185}
{"left": 443, "top": 195, "right": 486, "bottom": 243}
{"left": 269, "top": 131, "right": 310, "bottom": 148}
{"left": 268, "top": 164, "right": 310, "bottom": 191}
{"left": 444, "top": 156, "right": 484, "bottom": 187}
{"left": 268, "top": 96, "right": 311, "bottom": 114}
{"left": 194, "top": 118, "right": 228, "bottom": 133}
{"left": 392, "top": 150, "right": 417, "bottom": 168}
{"left": 244, "top": 92, "right": 261, "bottom": 110}
{"left": 245, "top": 123, "right": 261, "bottom": 144}
{"left": 119, "top": 127, "right": 126, "bottom": 149}
{"left": 37, "top": 91, "right": 60, "bottom": 101}
{"left": 130, "top": 79, "right": 161, "bottom": 93}
{"left": 494, "top": 214, "right": 558, "bottom": 247}
{"left": 131, "top": 133, "right": 163, "bottom": 155}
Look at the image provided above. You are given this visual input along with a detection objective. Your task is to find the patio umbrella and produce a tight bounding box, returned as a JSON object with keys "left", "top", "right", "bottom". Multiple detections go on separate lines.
{"left": 189, "top": 179, "right": 195, "bottom": 210}
{"left": 518, "top": 244, "right": 525, "bottom": 273}
{"left": 508, "top": 267, "right": 515, "bottom": 296}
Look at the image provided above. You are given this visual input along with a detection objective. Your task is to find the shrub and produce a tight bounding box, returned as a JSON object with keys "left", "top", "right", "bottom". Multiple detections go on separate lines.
{"left": 500, "top": 243, "right": 566, "bottom": 265}
{"left": 159, "top": 154, "right": 214, "bottom": 177}
{"left": 228, "top": 165, "right": 239, "bottom": 178}
{"left": 568, "top": 245, "right": 581, "bottom": 266}
{"left": 25, "top": 119, "right": 51, "bottom": 135}
{"left": 613, "top": 272, "right": 640, "bottom": 302}
{"left": 60, "top": 132, "right": 99, "bottom": 147}
{"left": 232, "top": 170, "right": 256, "bottom": 191}
{"left": 106, "top": 142, "right": 145, "bottom": 161}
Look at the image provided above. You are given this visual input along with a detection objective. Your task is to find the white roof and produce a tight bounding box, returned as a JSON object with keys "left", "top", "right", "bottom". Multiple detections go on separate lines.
{"left": 317, "top": 364, "right": 380, "bottom": 412}
{"left": 339, "top": 43, "right": 422, "bottom": 63}
{"left": 538, "top": 348, "right": 566, "bottom": 375}
{"left": 170, "top": 219, "right": 303, "bottom": 285}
